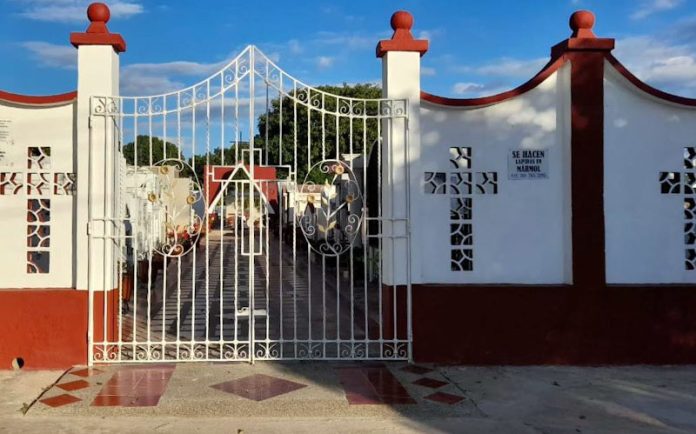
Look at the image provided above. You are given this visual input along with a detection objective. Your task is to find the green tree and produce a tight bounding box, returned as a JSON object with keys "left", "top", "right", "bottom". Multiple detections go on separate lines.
{"left": 123, "top": 137, "right": 247, "bottom": 181}
{"left": 122, "top": 135, "right": 181, "bottom": 167}
{"left": 255, "top": 83, "right": 382, "bottom": 181}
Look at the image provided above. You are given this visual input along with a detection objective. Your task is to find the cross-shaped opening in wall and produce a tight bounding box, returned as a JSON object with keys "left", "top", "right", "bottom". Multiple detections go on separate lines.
{"left": 423, "top": 147, "right": 498, "bottom": 272}
{"left": 660, "top": 146, "right": 696, "bottom": 270}
{"left": 0, "top": 146, "right": 76, "bottom": 274}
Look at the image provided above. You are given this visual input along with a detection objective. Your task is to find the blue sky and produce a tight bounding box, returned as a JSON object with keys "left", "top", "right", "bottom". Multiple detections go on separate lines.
{"left": 1, "top": 0, "right": 696, "bottom": 98}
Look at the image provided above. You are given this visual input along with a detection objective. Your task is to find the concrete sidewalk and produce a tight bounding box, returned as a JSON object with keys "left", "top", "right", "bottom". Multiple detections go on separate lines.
{"left": 1, "top": 363, "right": 695, "bottom": 433}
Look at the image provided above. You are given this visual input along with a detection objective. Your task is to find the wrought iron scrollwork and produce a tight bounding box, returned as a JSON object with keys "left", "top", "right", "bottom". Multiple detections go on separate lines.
{"left": 297, "top": 160, "right": 364, "bottom": 256}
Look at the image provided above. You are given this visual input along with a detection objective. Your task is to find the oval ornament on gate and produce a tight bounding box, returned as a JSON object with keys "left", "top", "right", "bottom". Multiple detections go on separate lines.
{"left": 150, "top": 158, "right": 205, "bottom": 258}
{"left": 297, "top": 160, "right": 364, "bottom": 256}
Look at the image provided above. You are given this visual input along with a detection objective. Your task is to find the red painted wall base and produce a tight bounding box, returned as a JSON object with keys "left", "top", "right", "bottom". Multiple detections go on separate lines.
{"left": 6, "top": 285, "right": 695, "bottom": 367}
{"left": 413, "top": 285, "right": 696, "bottom": 364}
{"left": 0, "top": 288, "right": 117, "bottom": 370}
{"left": 0, "top": 289, "right": 88, "bottom": 369}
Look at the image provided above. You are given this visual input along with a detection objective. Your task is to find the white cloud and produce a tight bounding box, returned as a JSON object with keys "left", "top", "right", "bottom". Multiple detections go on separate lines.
{"left": 451, "top": 81, "right": 513, "bottom": 97}
{"left": 316, "top": 56, "right": 335, "bottom": 69}
{"left": 123, "top": 60, "right": 227, "bottom": 77}
{"left": 416, "top": 29, "right": 443, "bottom": 41}
{"left": 22, "top": 41, "right": 76, "bottom": 69}
{"left": 452, "top": 82, "right": 484, "bottom": 95}
{"left": 120, "top": 59, "right": 230, "bottom": 95}
{"left": 288, "top": 39, "right": 303, "bottom": 55}
{"left": 119, "top": 74, "right": 184, "bottom": 96}
{"left": 631, "top": 0, "right": 683, "bottom": 20}
{"left": 453, "top": 57, "right": 548, "bottom": 78}
{"left": 647, "top": 56, "right": 696, "bottom": 83}
{"left": 314, "top": 32, "right": 376, "bottom": 50}
{"left": 613, "top": 35, "right": 696, "bottom": 91}
{"left": 16, "top": 0, "right": 144, "bottom": 23}
{"left": 441, "top": 35, "right": 696, "bottom": 97}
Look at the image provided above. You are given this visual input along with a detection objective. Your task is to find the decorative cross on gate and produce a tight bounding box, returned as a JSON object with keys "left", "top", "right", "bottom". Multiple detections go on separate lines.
{"left": 0, "top": 146, "right": 76, "bottom": 273}
{"left": 659, "top": 146, "right": 696, "bottom": 270}
{"left": 423, "top": 147, "right": 498, "bottom": 271}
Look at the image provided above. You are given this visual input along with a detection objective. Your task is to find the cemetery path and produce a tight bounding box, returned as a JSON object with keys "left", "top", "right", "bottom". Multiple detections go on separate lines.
{"left": 119, "top": 229, "right": 383, "bottom": 360}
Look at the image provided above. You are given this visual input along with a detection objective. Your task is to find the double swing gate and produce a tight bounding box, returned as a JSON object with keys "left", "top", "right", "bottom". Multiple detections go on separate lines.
{"left": 88, "top": 46, "right": 411, "bottom": 363}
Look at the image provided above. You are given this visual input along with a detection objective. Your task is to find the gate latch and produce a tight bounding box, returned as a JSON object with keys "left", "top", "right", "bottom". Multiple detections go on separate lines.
{"left": 236, "top": 307, "right": 268, "bottom": 318}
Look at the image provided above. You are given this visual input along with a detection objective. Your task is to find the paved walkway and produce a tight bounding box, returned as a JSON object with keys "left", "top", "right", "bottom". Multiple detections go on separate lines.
{"left": 2, "top": 364, "right": 696, "bottom": 433}
{"left": 117, "top": 229, "right": 392, "bottom": 361}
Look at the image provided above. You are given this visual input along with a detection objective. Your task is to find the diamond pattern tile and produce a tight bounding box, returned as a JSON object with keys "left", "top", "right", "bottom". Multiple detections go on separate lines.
{"left": 338, "top": 367, "right": 416, "bottom": 405}
{"left": 412, "top": 377, "right": 448, "bottom": 389}
{"left": 211, "top": 374, "right": 307, "bottom": 401}
{"left": 424, "top": 391, "right": 465, "bottom": 405}
{"left": 364, "top": 368, "right": 416, "bottom": 404}
{"left": 92, "top": 395, "right": 132, "bottom": 407}
{"left": 70, "top": 368, "right": 104, "bottom": 378}
{"left": 40, "top": 393, "right": 81, "bottom": 408}
{"left": 400, "top": 365, "right": 433, "bottom": 375}
{"left": 57, "top": 379, "right": 91, "bottom": 392}
{"left": 91, "top": 366, "right": 174, "bottom": 407}
{"left": 338, "top": 368, "right": 382, "bottom": 405}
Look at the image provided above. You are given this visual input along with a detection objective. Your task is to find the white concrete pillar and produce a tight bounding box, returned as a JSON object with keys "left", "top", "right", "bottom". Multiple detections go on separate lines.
{"left": 377, "top": 11, "right": 428, "bottom": 285}
{"left": 71, "top": 3, "right": 126, "bottom": 292}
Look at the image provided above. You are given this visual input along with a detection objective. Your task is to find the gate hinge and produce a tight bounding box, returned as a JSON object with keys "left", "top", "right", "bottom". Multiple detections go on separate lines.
{"left": 86, "top": 221, "right": 91, "bottom": 235}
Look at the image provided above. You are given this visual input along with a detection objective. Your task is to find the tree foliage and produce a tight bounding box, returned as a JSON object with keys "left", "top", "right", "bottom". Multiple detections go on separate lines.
{"left": 255, "top": 83, "right": 382, "bottom": 181}
{"left": 122, "top": 136, "right": 180, "bottom": 167}
{"left": 124, "top": 83, "right": 382, "bottom": 183}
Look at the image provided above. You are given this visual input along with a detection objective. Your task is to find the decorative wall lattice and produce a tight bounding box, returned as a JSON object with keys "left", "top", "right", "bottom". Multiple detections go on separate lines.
{"left": 0, "top": 146, "right": 76, "bottom": 274}
{"left": 0, "top": 172, "right": 23, "bottom": 195}
{"left": 660, "top": 146, "right": 696, "bottom": 270}
{"left": 27, "top": 199, "right": 50, "bottom": 273}
{"left": 423, "top": 147, "right": 498, "bottom": 271}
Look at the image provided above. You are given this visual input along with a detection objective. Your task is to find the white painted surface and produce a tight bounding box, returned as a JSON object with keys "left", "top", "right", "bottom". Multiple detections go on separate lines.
{"left": 381, "top": 51, "right": 419, "bottom": 286}
{"left": 415, "top": 64, "right": 572, "bottom": 284}
{"left": 604, "top": 63, "right": 696, "bottom": 283}
{"left": 75, "top": 45, "right": 120, "bottom": 292}
{"left": 0, "top": 100, "right": 76, "bottom": 288}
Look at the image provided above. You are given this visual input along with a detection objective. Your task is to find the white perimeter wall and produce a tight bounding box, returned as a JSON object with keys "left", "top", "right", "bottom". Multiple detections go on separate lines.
{"left": 605, "top": 62, "right": 696, "bottom": 284}
{"left": 0, "top": 100, "right": 76, "bottom": 288}
{"left": 414, "top": 64, "right": 572, "bottom": 284}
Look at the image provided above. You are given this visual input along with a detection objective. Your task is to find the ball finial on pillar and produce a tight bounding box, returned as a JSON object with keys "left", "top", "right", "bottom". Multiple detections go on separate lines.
{"left": 376, "top": 10, "right": 428, "bottom": 58}
{"left": 569, "top": 10, "right": 596, "bottom": 38}
{"left": 70, "top": 2, "right": 126, "bottom": 52}
{"left": 86, "top": 2, "right": 111, "bottom": 33}
{"left": 391, "top": 11, "right": 414, "bottom": 32}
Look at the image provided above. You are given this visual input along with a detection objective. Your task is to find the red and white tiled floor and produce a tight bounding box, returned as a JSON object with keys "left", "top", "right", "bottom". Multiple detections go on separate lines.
{"left": 32, "top": 363, "right": 472, "bottom": 417}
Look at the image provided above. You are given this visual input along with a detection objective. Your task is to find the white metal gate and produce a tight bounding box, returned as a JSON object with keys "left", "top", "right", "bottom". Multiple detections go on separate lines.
{"left": 88, "top": 46, "right": 410, "bottom": 363}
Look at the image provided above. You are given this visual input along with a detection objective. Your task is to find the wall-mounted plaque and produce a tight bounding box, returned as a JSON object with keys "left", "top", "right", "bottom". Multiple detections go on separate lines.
{"left": 508, "top": 149, "right": 548, "bottom": 180}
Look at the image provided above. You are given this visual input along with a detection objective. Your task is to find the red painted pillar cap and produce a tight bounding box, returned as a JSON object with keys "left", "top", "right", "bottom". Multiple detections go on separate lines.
{"left": 570, "top": 10, "right": 596, "bottom": 38}
{"left": 70, "top": 2, "right": 126, "bottom": 53}
{"left": 376, "top": 10, "right": 429, "bottom": 58}
{"left": 551, "top": 10, "right": 613, "bottom": 57}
